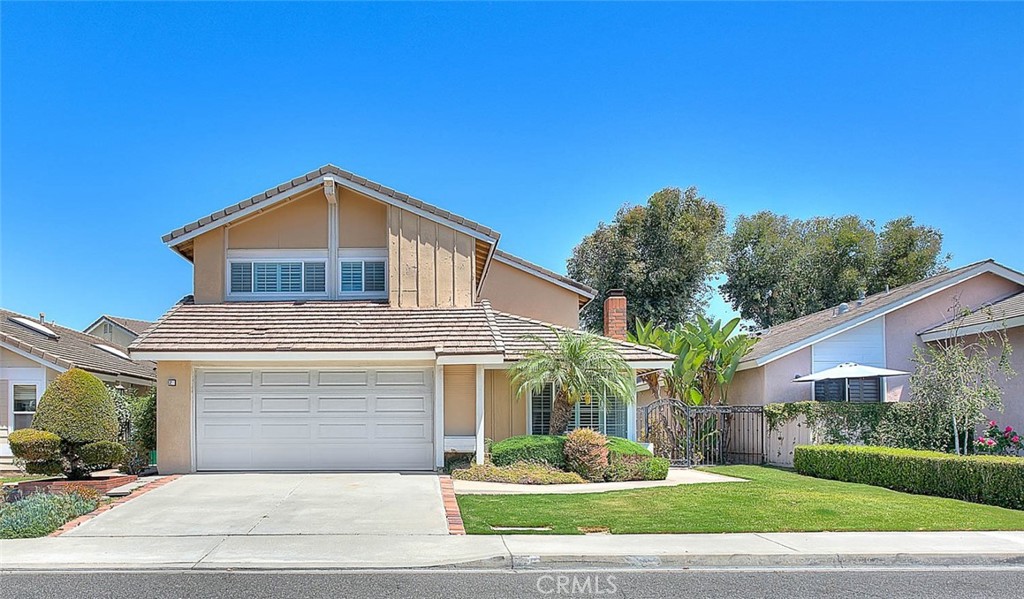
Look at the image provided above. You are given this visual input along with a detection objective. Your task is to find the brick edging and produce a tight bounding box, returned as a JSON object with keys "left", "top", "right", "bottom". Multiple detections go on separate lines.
{"left": 439, "top": 475, "right": 465, "bottom": 535}
{"left": 48, "top": 475, "right": 183, "bottom": 537}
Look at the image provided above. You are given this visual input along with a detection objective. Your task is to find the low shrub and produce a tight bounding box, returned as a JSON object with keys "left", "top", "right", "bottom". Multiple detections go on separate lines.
{"left": 78, "top": 441, "right": 127, "bottom": 468}
{"left": 7, "top": 429, "right": 60, "bottom": 462}
{"left": 0, "top": 491, "right": 98, "bottom": 539}
{"left": 451, "top": 462, "right": 587, "bottom": 485}
{"left": 564, "top": 429, "right": 610, "bottom": 482}
{"left": 605, "top": 455, "right": 670, "bottom": 482}
{"left": 794, "top": 444, "right": 1024, "bottom": 510}
{"left": 491, "top": 435, "right": 566, "bottom": 468}
{"left": 974, "top": 420, "right": 1024, "bottom": 456}
{"left": 606, "top": 437, "right": 653, "bottom": 459}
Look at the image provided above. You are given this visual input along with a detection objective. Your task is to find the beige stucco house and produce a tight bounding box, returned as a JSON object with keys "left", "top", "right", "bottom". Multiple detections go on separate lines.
{"left": 132, "top": 165, "right": 673, "bottom": 474}
{"left": 721, "top": 260, "right": 1024, "bottom": 429}
{"left": 0, "top": 309, "right": 157, "bottom": 464}
{"left": 84, "top": 315, "right": 156, "bottom": 348}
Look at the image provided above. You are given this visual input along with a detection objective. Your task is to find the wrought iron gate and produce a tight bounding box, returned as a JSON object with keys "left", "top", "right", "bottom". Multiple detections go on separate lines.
{"left": 638, "top": 399, "right": 765, "bottom": 466}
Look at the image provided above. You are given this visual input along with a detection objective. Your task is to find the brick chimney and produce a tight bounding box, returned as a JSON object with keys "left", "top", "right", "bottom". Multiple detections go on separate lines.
{"left": 603, "top": 289, "right": 627, "bottom": 340}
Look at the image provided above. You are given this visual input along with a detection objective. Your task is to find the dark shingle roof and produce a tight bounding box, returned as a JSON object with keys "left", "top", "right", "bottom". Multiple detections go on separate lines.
{"left": 741, "top": 260, "right": 1021, "bottom": 365}
{"left": 162, "top": 164, "right": 499, "bottom": 246}
{"left": 1, "top": 309, "right": 157, "bottom": 381}
{"left": 921, "top": 290, "right": 1024, "bottom": 335}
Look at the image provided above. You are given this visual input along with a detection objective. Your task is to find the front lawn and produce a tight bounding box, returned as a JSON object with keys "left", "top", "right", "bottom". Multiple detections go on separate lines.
{"left": 456, "top": 465, "right": 1024, "bottom": 535}
{"left": 0, "top": 475, "right": 45, "bottom": 485}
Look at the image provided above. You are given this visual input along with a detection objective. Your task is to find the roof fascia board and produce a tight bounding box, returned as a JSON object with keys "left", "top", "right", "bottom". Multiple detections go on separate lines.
{"left": 919, "top": 314, "right": 1024, "bottom": 343}
{"left": 131, "top": 350, "right": 438, "bottom": 362}
{"left": 747, "top": 263, "right": 1024, "bottom": 368}
{"left": 436, "top": 354, "right": 504, "bottom": 365}
{"left": 476, "top": 241, "right": 499, "bottom": 296}
{"left": 0, "top": 340, "right": 69, "bottom": 372}
{"left": 492, "top": 252, "right": 596, "bottom": 299}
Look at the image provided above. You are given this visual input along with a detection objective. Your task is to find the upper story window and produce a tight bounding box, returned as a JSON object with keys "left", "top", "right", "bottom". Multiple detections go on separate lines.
{"left": 226, "top": 249, "right": 385, "bottom": 300}
{"left": 339, "top": 249, "right": 387, "bottom": 299}
{"left": 230, "top": 261, "right": 327, "bottom": 295}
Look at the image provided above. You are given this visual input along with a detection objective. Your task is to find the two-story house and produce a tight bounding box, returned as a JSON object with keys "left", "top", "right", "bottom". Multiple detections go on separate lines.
{"left": 84, "top": 315, "right": 156, "bottom": 348}
{"left": 131, "top": 165, "right": 673, "bottom": 474}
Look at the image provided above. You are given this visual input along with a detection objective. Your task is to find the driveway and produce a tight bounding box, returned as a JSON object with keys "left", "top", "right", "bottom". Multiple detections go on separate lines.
{"left": 63, "top": 473, "right": 449, "bottom": 537}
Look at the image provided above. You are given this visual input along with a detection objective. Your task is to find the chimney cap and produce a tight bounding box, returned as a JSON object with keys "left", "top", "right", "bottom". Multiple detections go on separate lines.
{"left": 607, "top": 289, "right": 625, "bottom": 297}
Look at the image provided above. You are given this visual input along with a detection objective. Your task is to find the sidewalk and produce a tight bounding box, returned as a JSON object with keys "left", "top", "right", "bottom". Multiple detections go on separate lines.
{"left": 2, "top": 531, "right": 1023, "bottom": 570}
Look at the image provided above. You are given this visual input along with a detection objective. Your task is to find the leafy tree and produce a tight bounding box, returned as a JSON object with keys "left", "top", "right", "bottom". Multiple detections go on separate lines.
{"left": 508, "top": 329, "right": 636, "bottom": 435}
{"left": 568, "top": 187, "right": 726, "bottom": 332}
{"left": 722, "top": 212, "right": 948, "bottom": 328}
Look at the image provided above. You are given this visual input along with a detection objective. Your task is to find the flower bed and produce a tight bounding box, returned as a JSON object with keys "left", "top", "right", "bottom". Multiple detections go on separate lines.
{"left": 0, "top": 491, "right": 99, "bottom": 539}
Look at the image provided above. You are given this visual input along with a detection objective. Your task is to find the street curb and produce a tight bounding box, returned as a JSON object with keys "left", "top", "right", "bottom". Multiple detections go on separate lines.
{"left": 501, "top": 552, "right": 1024, "bottom": 570}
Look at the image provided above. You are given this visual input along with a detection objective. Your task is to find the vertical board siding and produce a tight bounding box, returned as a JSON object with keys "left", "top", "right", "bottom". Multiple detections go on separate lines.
{"left": 387, "top": 206, "right": 476, "bottom": 308}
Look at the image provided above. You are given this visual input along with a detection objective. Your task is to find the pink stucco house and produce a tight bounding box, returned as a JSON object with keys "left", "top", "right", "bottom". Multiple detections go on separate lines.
{"left": 729, "top": 259, "right": 1024, "bottom": 430}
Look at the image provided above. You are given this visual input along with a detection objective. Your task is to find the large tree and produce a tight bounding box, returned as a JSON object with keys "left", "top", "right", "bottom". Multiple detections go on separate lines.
{"left": 721, "top": 213, "right": 948, "bottom": 328}
{"left": 568, "top": 187, "right": 726, "bottom": 332}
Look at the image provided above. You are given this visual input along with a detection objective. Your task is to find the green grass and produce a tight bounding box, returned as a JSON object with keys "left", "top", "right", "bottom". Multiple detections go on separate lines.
{"left": 456, "top": 465, "right": 1024, "bottom": 535}
{"left": 0, "top": 475, "right": 45, "bottom": 484}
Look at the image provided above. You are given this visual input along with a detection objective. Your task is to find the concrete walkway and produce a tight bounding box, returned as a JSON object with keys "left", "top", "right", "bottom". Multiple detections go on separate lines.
{"left": 3, "top": 531, "right": 1022, "bottom": 570}
{"left": 453, "top": 468, "right": 743, "bottom": 495}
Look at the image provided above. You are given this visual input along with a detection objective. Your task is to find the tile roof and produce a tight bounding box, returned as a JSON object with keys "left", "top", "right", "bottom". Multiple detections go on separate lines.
{"left": 1, "top": 309, "right": 157, "bottom": 381}
{"left": 130, "top": 298, "right": 674, "bottom": 365}
{"left": 94, "top": 315, "right": 155, "bottom": 336}
{"left": 491, "top": 311, "right": 675, "bottom": 363}
{"left": 162, "top": 164, "right": 500, "bottom": 247}
{"left": 921, "top": 290, "right": 1024, "bottom": 335}
{"left": 493, "top": 249, "right": 596, "bottom": 298}
{"left": 130, "top": 297, "right": 503, "bottom": 356}
{"left": 741, "top": 260, "right": 1018, "bottom": 365}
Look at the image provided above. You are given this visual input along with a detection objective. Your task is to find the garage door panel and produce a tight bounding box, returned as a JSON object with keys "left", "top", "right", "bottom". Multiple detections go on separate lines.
{"left": 318, "top": 370, "right": 369, "bottom": 386}
{"left": 260, "top": 397, "right": 311, "bottom": 413}
{"left": 196, "top": 367, "right": 433, "bottom": 471}
{"left": 318, "top": 396, "right": 369, "bottom": 412}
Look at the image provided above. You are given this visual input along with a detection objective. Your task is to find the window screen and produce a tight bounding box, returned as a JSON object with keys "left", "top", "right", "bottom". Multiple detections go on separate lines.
{"left": 304, "top": 262, "right": 326, "bottom": 293}
{"left": 13, "top": 385, "right": 37, "bottom": 412}
{"left": 365, "top": 261, "right": 386, "bottom": 292}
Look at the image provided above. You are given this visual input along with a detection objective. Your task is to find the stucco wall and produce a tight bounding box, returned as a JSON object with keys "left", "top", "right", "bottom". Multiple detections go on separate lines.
{"left": 388, "top": 206, "right": 475, "bottom": 308}
{"left": 484, "top": 369, "right": 527, "bottom": 441}
{"left": 995, "top": 327, "right": 1024, "bottom": 430}
{"left": 86, "top": 323, "right": 138, "bottom": 348}
{"left": 156, "top": 361, "right": 193, "bottom": 474}
{"left": 479, "top": 260, "right": 581, "bottom": 328}
{"left": 192, "top": 228, "right": 226, "bottom": 304}
{"left": 443, "top": 365, "right": 476, "bottom": 436}
{"left": 885, "top": 272, "right": 1023, "bottom": 401}
{"left": 762, "top": 347, "right": 813, "bottom": 405}
{"left": 339, "top": 188, "right": 388, "bottom": 248}
{"left": 729, "top": 366, "right": 765, "bottom": 405}
{"left": 228, "top": 190, "right": 328, "bottom": 250}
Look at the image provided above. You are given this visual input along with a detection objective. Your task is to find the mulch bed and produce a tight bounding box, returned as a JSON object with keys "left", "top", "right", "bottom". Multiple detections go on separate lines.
{"left": 19, "top": 474, "right": 138, "bottom": 496}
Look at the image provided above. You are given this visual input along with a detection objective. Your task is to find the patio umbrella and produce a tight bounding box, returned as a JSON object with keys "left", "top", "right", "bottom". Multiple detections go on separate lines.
{"left": 792, "top": 362, "right": 910, "bottom": 383}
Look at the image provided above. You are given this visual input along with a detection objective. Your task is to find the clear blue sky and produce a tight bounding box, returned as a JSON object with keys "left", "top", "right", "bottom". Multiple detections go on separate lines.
{"left": 2, "top": 2, "right": 1022, "bottom": 331}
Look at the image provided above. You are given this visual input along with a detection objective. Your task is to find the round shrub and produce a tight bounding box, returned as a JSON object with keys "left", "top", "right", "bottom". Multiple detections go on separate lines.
{"left": 606, "top": 437, "right": 653, "bottom": 459}
{"left": 491, "top": 435, "right": 566, "bottom": 468}
{"left": 32, "top": 369, "right": 118, "bottom": 444}
{"left": 8, "top": 429, "right": 60, "bottom": 462}
{"left": 78, "top": 441, "right": 127, "bottom": 469}
{"left": 564, "top": 429, "right": 610, "bottom": 482}
{"left": 24, "top": 460, "right": 64, "bottom": 476}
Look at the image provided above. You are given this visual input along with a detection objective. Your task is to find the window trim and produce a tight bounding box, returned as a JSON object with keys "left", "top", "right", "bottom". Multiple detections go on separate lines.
{"left": 225, "top": 250, "right": 330, "bottom": 300}
{"left": 527, "top": 383, "right": 630, "bottom": 438}
{"left": 338, "top": 248, "right": 388, "bottom": 299}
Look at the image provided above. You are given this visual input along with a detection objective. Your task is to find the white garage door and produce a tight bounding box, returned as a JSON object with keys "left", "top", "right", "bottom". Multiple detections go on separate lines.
{"left": 195, "top": 368, "right": 434, "bottom": 471}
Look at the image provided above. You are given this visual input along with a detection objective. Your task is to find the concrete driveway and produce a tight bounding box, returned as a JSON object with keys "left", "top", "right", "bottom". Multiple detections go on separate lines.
{"left": 64, "top": 473, "right": 449, "bottom": 537}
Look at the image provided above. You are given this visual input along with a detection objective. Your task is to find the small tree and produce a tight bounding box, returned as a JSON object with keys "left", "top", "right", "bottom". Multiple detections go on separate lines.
{"left": 508, "top": 329, "right": 636, "bottom": 435}
{"left": 10, "top": 368, "right": 126, "bottom": 479}
{"left": 909, "top": 314, "right": 1014, "bottom": 454}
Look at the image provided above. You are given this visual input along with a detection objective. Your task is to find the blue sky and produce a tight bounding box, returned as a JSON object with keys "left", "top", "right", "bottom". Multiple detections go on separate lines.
{"left": 2, "top": 2, "right": 1022, "bottom": 331}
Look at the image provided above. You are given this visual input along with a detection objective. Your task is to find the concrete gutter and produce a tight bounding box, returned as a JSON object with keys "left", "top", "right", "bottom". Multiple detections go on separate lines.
{"left": 2, "top": 531, "right": 1023, "bottom": 571}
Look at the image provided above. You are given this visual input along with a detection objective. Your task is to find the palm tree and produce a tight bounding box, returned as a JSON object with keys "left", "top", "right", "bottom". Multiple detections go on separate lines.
{"left": 508, "top": 328, "right": 637, "bottom": 435}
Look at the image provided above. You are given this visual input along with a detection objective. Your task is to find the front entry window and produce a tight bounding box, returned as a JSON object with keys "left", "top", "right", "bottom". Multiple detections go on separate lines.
{"left": 529, "top": 384, "right": 628, "bottom": 437}
{"left": 12, "top": 384, "right": 38, "bottom": 430}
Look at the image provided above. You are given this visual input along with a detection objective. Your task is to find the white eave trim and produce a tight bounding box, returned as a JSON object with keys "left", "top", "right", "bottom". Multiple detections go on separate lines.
{"left": 165, "top": 175, "right": 498, "bottom": 254}
{"left": 919, "top": 314, "right": 1024, "bottom": 343}
{"left": 739, "top": 261, "right": 1024, "bottom": 370}
{"left": 492, "top": 252, "right": 596, "bottom": 299}
{"left": 130, "top": 350, "right": 439, "bottom": 362}
{"left": 436, "top": 354, "right": 504, "bottom": 365}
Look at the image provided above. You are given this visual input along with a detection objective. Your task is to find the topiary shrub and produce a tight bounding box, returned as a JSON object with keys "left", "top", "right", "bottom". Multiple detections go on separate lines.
{"left": 11, "top": 369, "right": 125, "bottom": 480}
{"left": 605, "top": 454, "right": 670, "bottom": 482}
{"left": 78, "top": 441, "right": 127, "bottom": 468}
{"left": 7, "top": 429, "right": 60, "bottom": 462}
{"left": 491, "top": 435, "right": 566, "bottom": 468}
{"left": 563, "top": 429, "right": 610, "bottom": 482}
{"left": 606, "top": 436, "right": 653, "bottom": 460}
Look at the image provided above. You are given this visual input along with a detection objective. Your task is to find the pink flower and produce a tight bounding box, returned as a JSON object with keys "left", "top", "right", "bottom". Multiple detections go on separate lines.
{"left": 987, "top": 439, "right": 996, "bottom": 446}
{"left": 1013, "top": 436, "right": 1020, "bottom": 443}
{"left": 990, "top": 420, "right": 998, "bottom": 427}
{"left": 1006, "top": 426, "right": 1014, "bottom": 433}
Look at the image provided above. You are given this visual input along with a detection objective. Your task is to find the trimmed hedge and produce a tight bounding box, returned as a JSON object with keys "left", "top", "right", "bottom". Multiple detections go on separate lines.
{"left": 605, "top": 455, "right": 670, "bottom": 482}
{"left": 452, "top": 462, "right": 586, "bottom": 485}
{"left": 794, "top": 445, "right": 1024, "bottom": 510}
{"left": 564, "top": 429, "right": 610, "bottom": 482}
{"left": 31, "top": 368, "right": 118, "bottom": 444}
{"left": 7, "top": 429, "right": 60, "bottom": 462}
{"left": 491, "top": 435, "right": 566, "bottom": 468}
{"left": 606, "top": 437, "right": 653, "bottom": 459}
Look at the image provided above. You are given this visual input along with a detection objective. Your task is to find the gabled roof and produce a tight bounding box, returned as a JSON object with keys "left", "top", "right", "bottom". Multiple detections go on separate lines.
{"left": 920, "top": 290, "right": 1024, "bottom": 342}
{"left": 492, "top": 249, "right": 596, "bottom": 301}
{"left": 1, "top": 309, "right": 157, "bottom": 382}
{"left": 84, "top": 315, "right": 155, "bottom": 337}
{"left": 130, "top": 298, "right": 674, "bottom": 367}
{"left": 739, "top": 260, "right": 1024, "bottom": 369}
{"left": 162, "top": 164, "right": 500, "bottom": 254}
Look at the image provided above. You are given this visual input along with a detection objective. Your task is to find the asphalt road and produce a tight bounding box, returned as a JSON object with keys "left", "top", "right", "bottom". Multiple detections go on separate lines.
{"left": 2, "top": 568, "right": 1023, "bottom": 599}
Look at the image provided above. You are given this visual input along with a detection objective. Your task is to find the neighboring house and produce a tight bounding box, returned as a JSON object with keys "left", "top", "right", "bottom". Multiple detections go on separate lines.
{"left": 720, "top": 260, "right": 1024, "bottom": 429}
{"left": 0, "top": 309, "right": 157, "bottom": 461}
{"left": 131, "top": 165, "right": 673, "bottom": 474}
{"left": 84, "top": 315, "right": 156, "bottom": 347}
